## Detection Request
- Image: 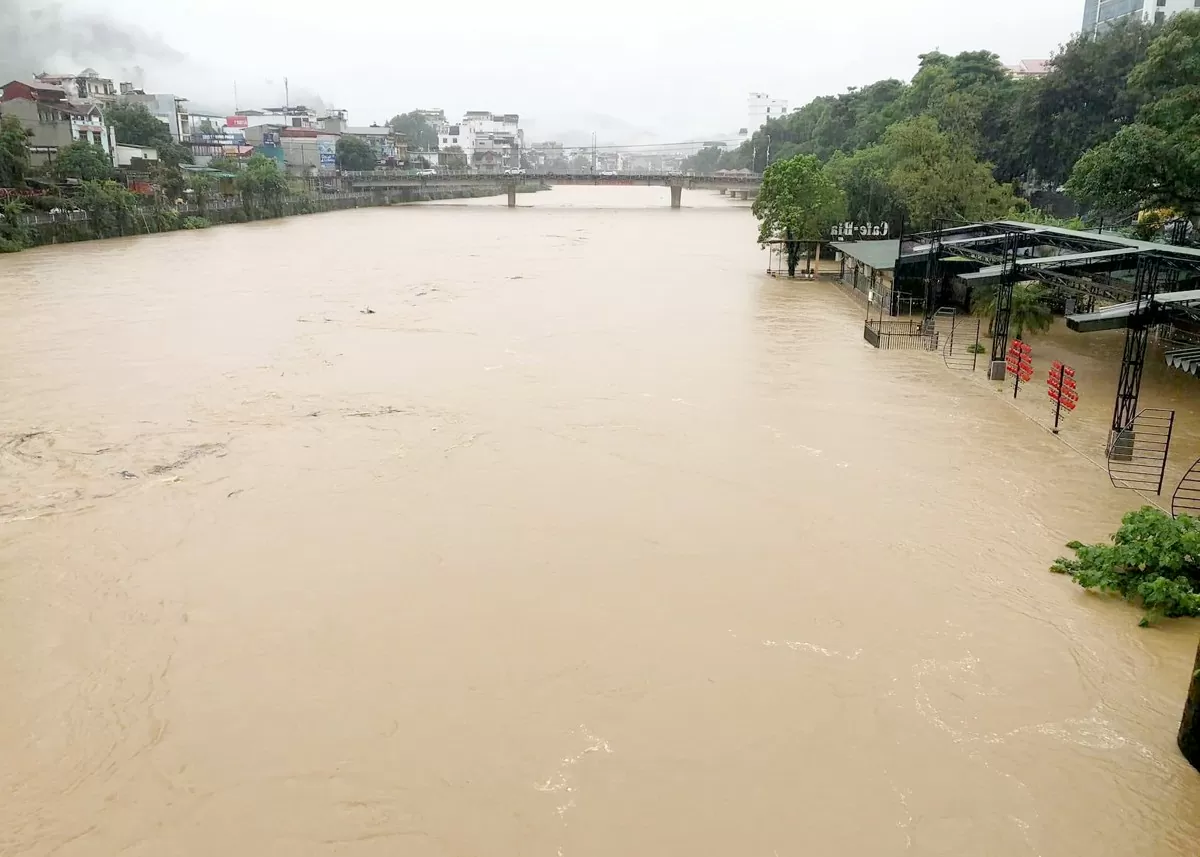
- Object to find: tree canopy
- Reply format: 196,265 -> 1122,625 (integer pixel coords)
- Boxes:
105,102 -> 193,168
0,115 -> 32,188
53,141 -> 115,182
706,17 -> 1186,230
235,154 -> 287,216
1067,12 -> 1200,224
752,154 -> 845,275
336,135 -> 376,171
387,111 -> 439,151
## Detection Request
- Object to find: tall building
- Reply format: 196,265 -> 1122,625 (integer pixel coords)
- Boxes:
437,111 -> 523,173
747,92 -> 787,136
1082,0 -> 1196,35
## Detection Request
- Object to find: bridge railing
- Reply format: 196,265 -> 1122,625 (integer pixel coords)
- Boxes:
343,170 -> 762,184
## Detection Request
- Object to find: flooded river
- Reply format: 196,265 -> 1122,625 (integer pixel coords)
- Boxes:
1,187 -> 1197,856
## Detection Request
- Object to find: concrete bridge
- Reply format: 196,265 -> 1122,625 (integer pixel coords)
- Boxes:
342,170 -> 762,208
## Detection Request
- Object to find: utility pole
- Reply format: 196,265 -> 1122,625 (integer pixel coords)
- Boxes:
284,77 -> 290,112
1181,638 -> 1200,771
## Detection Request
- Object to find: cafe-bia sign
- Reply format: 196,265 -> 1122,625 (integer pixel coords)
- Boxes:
828,222 -> 891,240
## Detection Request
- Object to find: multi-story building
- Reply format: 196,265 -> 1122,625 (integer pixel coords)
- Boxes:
118,84 -> 191,140
1082,0 -> 1196,34
438,111 -> 523,172
34,68 -> 117,105
0,78 -> 116,166
746,92 -> 787,135
235,106 -> 319,131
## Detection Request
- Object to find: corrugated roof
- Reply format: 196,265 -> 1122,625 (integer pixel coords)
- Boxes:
832,239 -> 900,272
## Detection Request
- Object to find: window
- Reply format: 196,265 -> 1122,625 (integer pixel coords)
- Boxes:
452,137 -> 457,143
1156,9 -> 1166,20
92,131 -> 102,144
1157,0 -> 1165,5
292,117 -> 301,127
78,130 -> 87,141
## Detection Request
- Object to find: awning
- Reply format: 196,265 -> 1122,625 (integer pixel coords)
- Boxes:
831,239 -> 900,272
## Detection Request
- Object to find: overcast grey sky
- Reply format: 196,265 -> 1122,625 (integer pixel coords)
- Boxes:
4,0 -> 1083,141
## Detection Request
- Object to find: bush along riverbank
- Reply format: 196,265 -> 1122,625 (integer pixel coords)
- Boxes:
1052,506 -> 1200,771
1,180 -> 543,253
1051,507 -> 1200,627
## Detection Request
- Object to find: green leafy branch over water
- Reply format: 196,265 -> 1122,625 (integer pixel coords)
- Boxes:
1052,507 -> 1200,627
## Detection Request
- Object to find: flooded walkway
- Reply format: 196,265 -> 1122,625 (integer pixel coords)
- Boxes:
0,187 -> 1197,855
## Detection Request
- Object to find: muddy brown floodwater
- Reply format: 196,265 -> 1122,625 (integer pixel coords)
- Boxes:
1,187 -> 1198,856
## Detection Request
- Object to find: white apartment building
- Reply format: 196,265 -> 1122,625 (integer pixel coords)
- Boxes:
438,111 -> 523,172
1082,0 -> 1198,34
747,92 -> 788,135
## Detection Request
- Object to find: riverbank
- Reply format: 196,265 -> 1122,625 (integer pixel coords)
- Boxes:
7,182 -> 543,251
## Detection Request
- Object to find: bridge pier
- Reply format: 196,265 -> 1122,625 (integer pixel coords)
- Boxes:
507,184 -> 517,208
670,185 -> 682,209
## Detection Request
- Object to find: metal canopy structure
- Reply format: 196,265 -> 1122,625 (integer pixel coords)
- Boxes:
897,219 -> 1200,457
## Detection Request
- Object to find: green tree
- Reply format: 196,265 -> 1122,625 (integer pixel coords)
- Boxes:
187,173 -> 214,215
105,102 -> 172,147
441,145 -> 467,170
1052,506 -> 1200,626
1020,19 -> 1159,187
75,179 -> 139,237
206,156 -> 243,174
0,198 -> 34,252
387,111 -> 439,150
235,153 -> 287,218
870,116 -> 1018,230
681,144 -> 727,174
0,114 -> 32,188
752,154 -> 845,276
1067,12 -> 1200,226
336,135 -> 376,171
104,101 -> 192,170
970,282 -> 1054,339
53,141 -> 114,181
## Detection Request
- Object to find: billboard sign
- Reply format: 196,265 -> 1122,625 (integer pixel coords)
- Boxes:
318,140 -> 336,169
225,115 -> 249,128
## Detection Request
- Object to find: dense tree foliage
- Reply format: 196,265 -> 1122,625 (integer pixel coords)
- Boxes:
825,116 -> 1017,230
1068,12 -> 1200,225
971,282 -> 1054,339
752,154 -> 844,275
387,111 -> 439,151
53,141 -> 115,182
701,17 -> 1189,229
336,135 -> 376,171
1053,506 -> 1200,626
105,102 -> 193,169
235,154 -> 288,217
0,115 -> 32,188
441,145 -> 467,170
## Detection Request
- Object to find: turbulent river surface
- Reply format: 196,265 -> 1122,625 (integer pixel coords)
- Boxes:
1,186 -> 1198,856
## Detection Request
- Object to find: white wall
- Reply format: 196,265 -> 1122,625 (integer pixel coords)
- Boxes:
747,92 -> 788,134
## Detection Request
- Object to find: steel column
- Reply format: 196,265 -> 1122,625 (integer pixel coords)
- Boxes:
1110,256 -> 1161,451
988,231 -> 1019,379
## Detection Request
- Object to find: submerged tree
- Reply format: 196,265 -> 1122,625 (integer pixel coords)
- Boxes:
1053,506 -> 1200,626
970,282 -> 1053,339
752,154 -> 844,277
